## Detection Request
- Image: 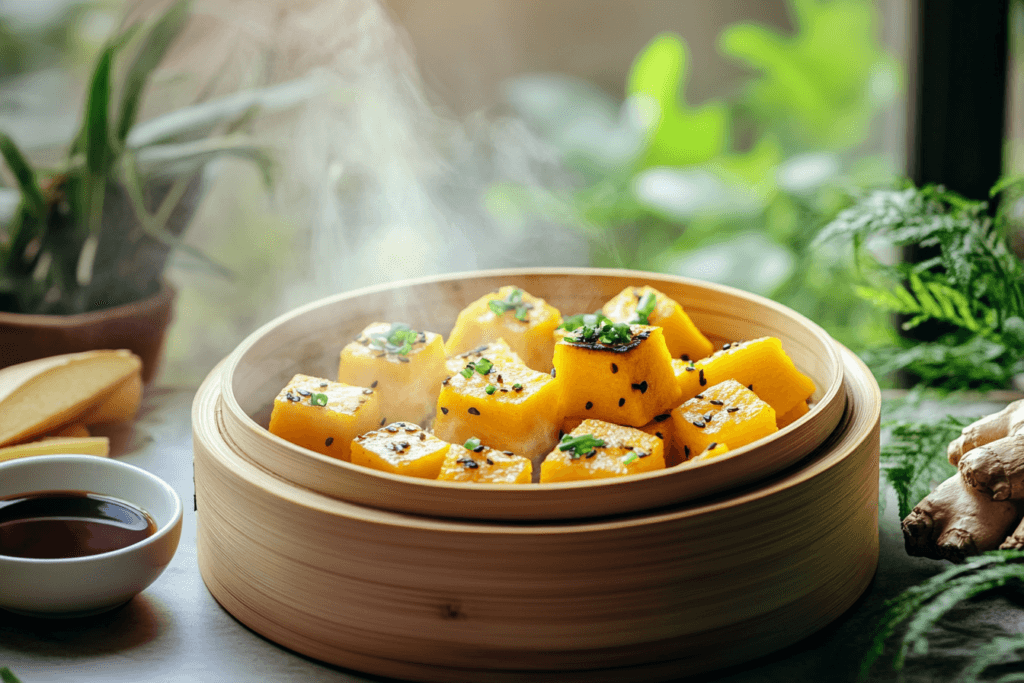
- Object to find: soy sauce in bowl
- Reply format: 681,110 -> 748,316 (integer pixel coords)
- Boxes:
0,490 -> 157,559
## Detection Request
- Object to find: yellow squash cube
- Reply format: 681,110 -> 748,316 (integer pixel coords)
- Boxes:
445,338 -> 523,376
675,337 -> 816,417
436,438 -> 533,484
688,442 -> 731,463
338,322 -> 448,425
602,285 -> 713,361
445,286 -> 562,371
268,374 -> 383,462
540,419 -> 665,483
433,352 -> 562,460
777,400 -> 810,429
637,412 -> 680,466
553,323 -> 681,428
350,422 -> 450,479
672,379 -> 777,458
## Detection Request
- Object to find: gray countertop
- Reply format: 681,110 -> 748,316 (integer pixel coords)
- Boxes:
1,387 -> 1019,682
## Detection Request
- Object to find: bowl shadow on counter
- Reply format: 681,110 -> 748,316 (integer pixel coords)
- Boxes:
0,594 -> 165,657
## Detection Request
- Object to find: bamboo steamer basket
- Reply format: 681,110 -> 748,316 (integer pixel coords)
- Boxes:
212,268 -> 847,521
193,269 -> 880,681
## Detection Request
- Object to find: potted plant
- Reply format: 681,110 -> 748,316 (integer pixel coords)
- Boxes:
0,1 -> 314,382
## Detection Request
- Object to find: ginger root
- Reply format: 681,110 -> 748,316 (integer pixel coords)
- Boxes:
903,398 -> 1024,562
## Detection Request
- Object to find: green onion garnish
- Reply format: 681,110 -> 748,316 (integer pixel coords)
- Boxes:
571,321 -> 633,346
367,323 -> 421,356
558,310 -> 612,332
622,453 -> 639,465
474,357 -> 493,375
460,367 -> 474,379
488,288 -> 532,322
512,382 -> 523,390
631,291 -> 657,325
310,393 -> 328,406
485,385 -> 496,394
464,437 -> 482,451
559,433 -> 606,459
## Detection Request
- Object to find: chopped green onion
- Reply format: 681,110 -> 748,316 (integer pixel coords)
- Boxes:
558,310 -> 612,332
463,437 -> 481,451
489,288 -> 532,322
622,453 -> 639,465
559,433 -> 606,458
474,357 -> 493,375
485,385 -> 496,394
460,367 -> 474,379
310,393 -> 328,406
368,323 -> 420,356
512,382 -> 523,390
631,291 -> 657,325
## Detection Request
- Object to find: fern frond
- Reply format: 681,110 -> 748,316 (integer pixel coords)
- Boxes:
861,551 -> 1024,679
880,414 -> 971,518
0,668 -> 22,683
957,635 -> 1024,683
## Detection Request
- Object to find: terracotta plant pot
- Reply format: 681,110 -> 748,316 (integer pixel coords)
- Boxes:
0,281 -> 175,384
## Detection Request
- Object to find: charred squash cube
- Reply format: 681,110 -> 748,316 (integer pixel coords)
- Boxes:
675,337 -> 815,417
602,285 -> 713,362
436,438 -> 533,484
350,422 -> 450,479
553,323 -> 681,428
445,286 -> 562,371
672,379 -> 776,458
539,419 -> 665,482
433,352 -> 562,460
338,322 -> 448,425
268,374 -> 383,462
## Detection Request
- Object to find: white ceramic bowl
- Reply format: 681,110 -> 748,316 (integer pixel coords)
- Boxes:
0,454 -> 182,617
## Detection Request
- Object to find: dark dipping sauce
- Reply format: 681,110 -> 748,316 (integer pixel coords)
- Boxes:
0,490 -> 157,559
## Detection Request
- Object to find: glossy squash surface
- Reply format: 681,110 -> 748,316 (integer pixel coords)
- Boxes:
350,422 -> 450,479
672,379 -> 777,458
602,285 -> 714,361
553,324 -> 681,428
268,374 -> 383,462
436,442 -> 533,484
539,419 -> 665,482
444,286 -> 562,371
337,322 -> 447,425
433,352 -> 562,459
676,337 -> 815,417
690,442 -> 731,462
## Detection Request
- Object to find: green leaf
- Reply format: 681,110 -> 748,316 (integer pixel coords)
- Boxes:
84,45 -> 115,177
116,0 -> 191,144
0,668 -> 21,683
134,135 -> 275,187
0,132 -> 45,217
626,33 -> 728,169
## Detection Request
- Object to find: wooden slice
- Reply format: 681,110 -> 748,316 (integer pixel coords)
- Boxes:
193,344 -> 879,681
215,268 -> 846,520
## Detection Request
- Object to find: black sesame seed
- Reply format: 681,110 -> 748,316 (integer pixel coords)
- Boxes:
585,451 -> 596,458
681,354 -> 690,361
325,437 -> 334,446
363,388 -> 374,395
618,398 -> 626,407
468,407 -> 480,415
727,407 -> 740,413
399,356 -> 411,363
386,426 -> 399,433
638,451 -> 650,458
419,433 -> 427,440
486,458 -> 494,465
405,425 -> 418,432
503,450 -> 514,455
585,401 -> 593,410
376,352 -> 386,358
551,368 -> 557,378
497,374 -> 503,384
710,399 -> 724,406
441,407 -> 449,415
748,384 -> 754,391
623,445 -> 634,450
473,445 -> 486,453
611,363 -> 619,373
465,460 -> 479,469
722,343 -> 731,350
699,370 -> 706,386
442,377 -> 450,386
684,445 -> 691,457
655,432 -> 663,439
654,413 -> 670,422
380,417 -> 386,426
692,420 -> 706,428
685,365 -> 695,372
708,442 -> 718,450
501,388 -> 509,392
695,393 -> 704,399
320,382 -> 328,388
704,412 -> 714,422
371,380 -> 378,388
297,389 -> 311,396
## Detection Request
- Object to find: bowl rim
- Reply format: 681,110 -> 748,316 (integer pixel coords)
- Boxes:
215,267 -> 847,517
0,453 -> 183,565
